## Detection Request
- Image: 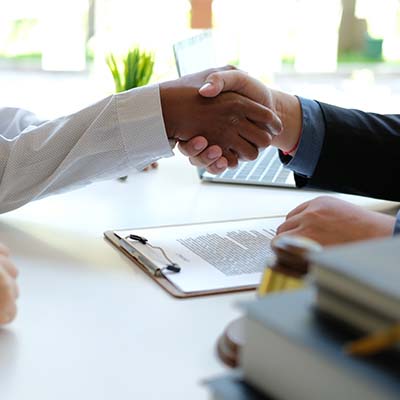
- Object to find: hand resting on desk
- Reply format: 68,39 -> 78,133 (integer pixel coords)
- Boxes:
276,196 -> 395,246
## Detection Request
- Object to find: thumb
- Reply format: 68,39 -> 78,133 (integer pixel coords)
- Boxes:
198,73 -> 225,97
199,70 -> 250,98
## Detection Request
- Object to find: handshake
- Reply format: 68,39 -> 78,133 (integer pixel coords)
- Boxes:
159,66 -> 302,173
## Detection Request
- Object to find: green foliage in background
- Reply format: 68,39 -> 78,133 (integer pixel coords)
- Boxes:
106,47 -> 155,93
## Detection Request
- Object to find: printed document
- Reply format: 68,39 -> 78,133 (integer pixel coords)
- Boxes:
117,216 -> 284,294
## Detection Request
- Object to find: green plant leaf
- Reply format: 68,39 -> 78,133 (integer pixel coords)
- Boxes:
106,46 -> 154,93
106,53 -> 124,93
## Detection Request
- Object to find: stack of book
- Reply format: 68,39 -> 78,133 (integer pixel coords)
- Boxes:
312,237 -> 400,336
206,237 -> 400,400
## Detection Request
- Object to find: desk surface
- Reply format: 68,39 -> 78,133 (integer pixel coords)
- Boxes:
0,154 -> 396,400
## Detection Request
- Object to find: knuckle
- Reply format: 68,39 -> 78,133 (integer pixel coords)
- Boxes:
208,166 -> 219,175
229,115 -> 241,126
246,148 -> 259,161
178,144 -> 189,156
226,154 -> 238,168
189,157 -> 198,166
314,195 -> 330,203
228,96 -> 244,108
258,134 -> 272,148
276,224 -> 285,234
304,210 -> 320,222
237,70 -> 248,80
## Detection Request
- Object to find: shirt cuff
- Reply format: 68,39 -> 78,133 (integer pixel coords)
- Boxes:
394,210 -> 400,235
280,97 -> 325,178
116,84 -> 174,171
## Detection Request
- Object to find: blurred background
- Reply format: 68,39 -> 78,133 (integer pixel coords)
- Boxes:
1,0 -> 400,119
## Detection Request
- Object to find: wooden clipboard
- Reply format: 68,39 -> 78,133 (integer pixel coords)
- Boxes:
104,216 -> 284,298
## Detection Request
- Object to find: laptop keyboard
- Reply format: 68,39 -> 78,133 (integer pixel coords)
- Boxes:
202,147 -> 295,187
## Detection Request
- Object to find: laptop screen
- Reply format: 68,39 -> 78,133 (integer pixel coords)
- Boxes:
173,30 -> 216,77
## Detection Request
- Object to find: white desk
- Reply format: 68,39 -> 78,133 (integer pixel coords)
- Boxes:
0,154 -> 397,400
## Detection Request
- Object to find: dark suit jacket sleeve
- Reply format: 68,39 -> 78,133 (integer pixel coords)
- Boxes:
294,101 -> 400,201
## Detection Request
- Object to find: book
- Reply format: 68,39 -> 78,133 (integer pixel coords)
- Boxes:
316,287 -> 396,333
241,289 -> 400,400
310,237 -> 400,329
105,216 -> 284,297
205,374 -> 270,400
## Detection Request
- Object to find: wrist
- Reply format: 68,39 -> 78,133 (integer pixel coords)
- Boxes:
159,81 -> 178,140
271,91 -> 302,154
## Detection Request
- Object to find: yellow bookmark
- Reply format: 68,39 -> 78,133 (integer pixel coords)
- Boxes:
345,324 -> 400,356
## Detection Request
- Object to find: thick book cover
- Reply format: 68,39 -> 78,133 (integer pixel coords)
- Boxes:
241,289 -> 400,400
310,237 -> 400,321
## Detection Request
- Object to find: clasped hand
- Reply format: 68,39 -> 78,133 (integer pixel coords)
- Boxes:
160,66 -> 282,169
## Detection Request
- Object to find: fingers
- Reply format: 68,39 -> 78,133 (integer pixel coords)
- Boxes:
142,162 -> 158,172
224,149 -> 240,168
276,215 -> 302,235
0,247 -> 19,325
0,243 -> 10,256
0,255 -> 18,279
206,157 -> 229,174
180,136 -> 254,169
223,130 -> 258,161
178,136 -> 208,157
186,145 -> 228,172
277,201 -> 311,235
0,267 -> 18,325
238,120 -> 273,149
242,98 -> 282,136
178,139 -> 231,173
199,69 -> 283,137
199,70 -> 250,98
285,201 -> 310,220
180,141 -> 224,166
274,227 -> 308,244
188,145 -> 222,165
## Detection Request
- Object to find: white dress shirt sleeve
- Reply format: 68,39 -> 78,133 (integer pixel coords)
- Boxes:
0,84 -> 173,213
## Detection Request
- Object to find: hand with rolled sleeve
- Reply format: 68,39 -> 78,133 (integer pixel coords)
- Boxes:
0,67 -> 281,214
0,243 -> 18,325
191,68 -> 400,245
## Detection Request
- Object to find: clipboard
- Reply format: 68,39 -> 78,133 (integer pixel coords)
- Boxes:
104,216 -> 284,298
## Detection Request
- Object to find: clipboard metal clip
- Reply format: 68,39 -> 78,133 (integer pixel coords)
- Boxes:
126,234 -> 181,273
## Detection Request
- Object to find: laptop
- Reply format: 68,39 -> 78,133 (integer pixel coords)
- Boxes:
173,31 -> 295,188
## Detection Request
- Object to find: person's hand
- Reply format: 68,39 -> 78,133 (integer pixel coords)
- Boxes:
276,196 -> 396,246
142,162 -> 158,172
0,244 -> 18,325
160,67 -> 282,168
177,136 -> 229,173
183,68 -> 302,173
